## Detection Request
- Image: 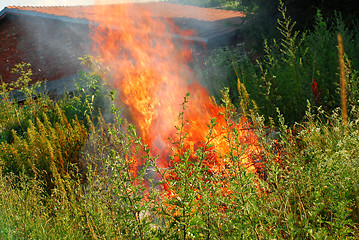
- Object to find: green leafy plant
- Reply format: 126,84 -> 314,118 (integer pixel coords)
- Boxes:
0,104 -> 88,192
62,55 -> 112,126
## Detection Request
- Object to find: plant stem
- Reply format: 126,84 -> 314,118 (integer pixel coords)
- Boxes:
338,33 -> 348,126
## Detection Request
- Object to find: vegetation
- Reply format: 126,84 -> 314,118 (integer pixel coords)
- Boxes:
168,0 -> 247,11
0,1 -> 359,239
198,3 -> 359,124
170,0 -> 359,52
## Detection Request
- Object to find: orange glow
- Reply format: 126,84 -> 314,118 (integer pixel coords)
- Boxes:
90,1 -> 261,179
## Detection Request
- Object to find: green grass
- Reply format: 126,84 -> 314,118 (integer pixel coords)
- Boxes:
0,82 -> 358,238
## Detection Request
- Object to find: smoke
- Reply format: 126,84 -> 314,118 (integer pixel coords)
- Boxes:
13,8 -> 91,96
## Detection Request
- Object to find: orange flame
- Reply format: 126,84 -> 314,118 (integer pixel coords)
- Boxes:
90,1 -> 261,177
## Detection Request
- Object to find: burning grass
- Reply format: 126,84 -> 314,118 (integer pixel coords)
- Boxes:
1,83 -> 358,238
89,2 -> 263,176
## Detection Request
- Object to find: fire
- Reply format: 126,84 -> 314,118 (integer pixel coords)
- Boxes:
90,1 -> 261,178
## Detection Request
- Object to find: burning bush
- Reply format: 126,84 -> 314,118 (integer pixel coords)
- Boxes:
1,1 -> 359,239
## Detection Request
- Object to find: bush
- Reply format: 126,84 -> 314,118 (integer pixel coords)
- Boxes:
0,104 -> 88,192
241,0 -> 359,53
1,87 -> 359,238
175,1 -> 359,125
194,43 -> 248,104
0,60 -> 106,192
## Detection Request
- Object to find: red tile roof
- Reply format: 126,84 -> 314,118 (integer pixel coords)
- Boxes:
0,3 -> 245,88
7,3 -> 245,22
2,3 -> 245,45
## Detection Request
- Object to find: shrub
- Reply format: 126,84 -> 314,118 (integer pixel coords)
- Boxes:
60,55 -> 113,127
194,43 -> 248,104
1,87 -> 358,238
0,104 -> 88,192
237,4 -> 359,124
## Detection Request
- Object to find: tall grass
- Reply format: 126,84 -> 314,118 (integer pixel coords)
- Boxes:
197,2 -> 359,125
1,79 -> 358,238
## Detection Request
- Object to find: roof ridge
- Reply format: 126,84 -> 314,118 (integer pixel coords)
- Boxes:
8,5 -> 92,8
8,3 -> 244,11
2,3 -> 245,23
7,5 -> 102,12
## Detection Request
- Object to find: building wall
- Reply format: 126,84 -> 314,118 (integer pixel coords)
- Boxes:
0,14 -> 91,85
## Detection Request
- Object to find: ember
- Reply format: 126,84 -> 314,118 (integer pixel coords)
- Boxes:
90,1 -> 261,179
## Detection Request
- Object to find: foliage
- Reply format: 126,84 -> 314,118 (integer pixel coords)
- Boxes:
61,55 -> 113,126
194,43 -> 248,104
168,0 -> 250,11
0,61 -> 101,192
200,2 -> 359,124
0,62 -> 46,142
0,104 -> 88,192
1,85 -> 359,238
240,0 -> 359,53
253,105 -> 359,238
251,0 -> 310,123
